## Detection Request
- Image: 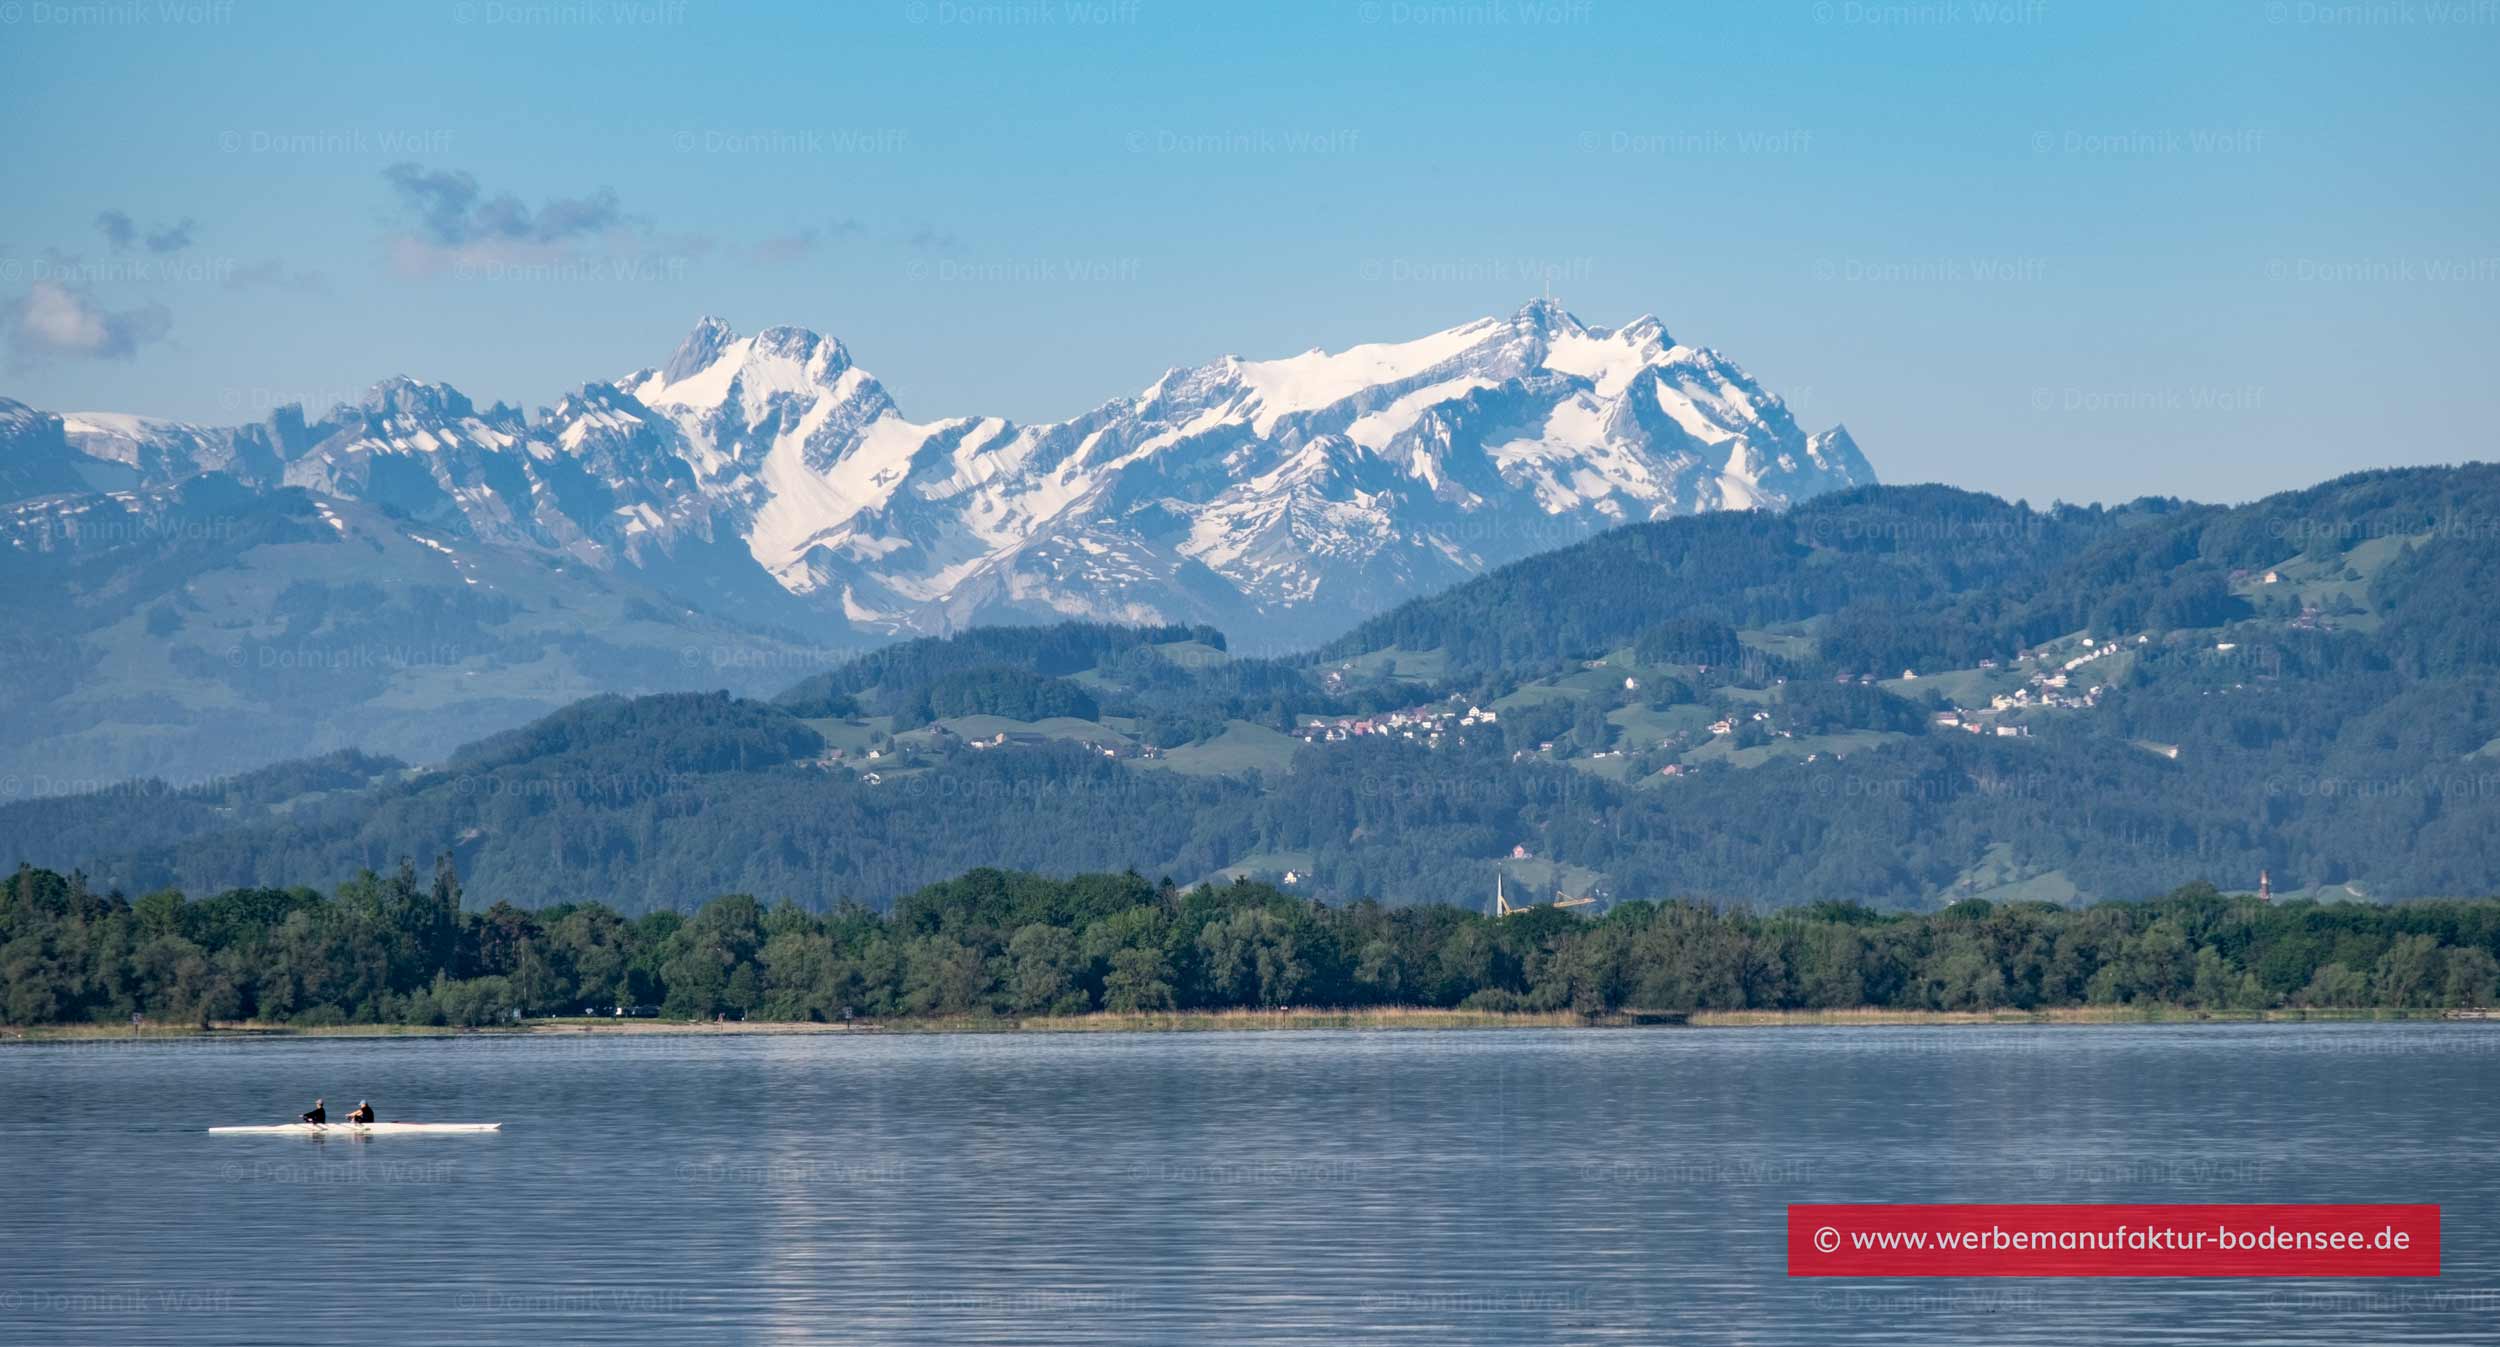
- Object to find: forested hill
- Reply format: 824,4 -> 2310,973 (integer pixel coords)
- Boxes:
1320,467 -> 2500,689
1315,484 -> 2165,685
8,467 -> 2500,912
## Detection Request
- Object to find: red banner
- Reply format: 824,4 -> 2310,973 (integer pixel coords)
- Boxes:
1788,1204 -> 2439,1278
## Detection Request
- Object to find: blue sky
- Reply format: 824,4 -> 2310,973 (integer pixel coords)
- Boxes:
3,0 -> 2494,504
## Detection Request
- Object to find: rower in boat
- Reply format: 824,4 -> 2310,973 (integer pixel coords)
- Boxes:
301,1098 -> 327,1125
345,1100 -> 375,1124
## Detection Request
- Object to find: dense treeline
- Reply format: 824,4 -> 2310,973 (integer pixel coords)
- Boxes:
775,620 -> 1413,740
8,864 -> 2498,1028
777,622 -> 1223,718
911,668 -> 1100,724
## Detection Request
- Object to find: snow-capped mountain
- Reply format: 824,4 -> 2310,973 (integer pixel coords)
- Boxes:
23,300 -> 1873,642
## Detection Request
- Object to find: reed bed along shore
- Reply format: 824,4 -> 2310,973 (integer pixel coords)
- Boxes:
6,1004 -> 2471,1043
905,1006 -> 1594,1034
1680,1006 -> 2447,1027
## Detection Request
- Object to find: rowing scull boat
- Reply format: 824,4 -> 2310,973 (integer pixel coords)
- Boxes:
207,1122 -> 502,1134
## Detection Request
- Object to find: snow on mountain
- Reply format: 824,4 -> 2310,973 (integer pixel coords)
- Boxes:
22,300 -> 1873,643
1,398 -> 97,500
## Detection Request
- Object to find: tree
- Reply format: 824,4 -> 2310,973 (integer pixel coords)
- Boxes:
1102,946 -> 1176,1013
2442,946 -> 2499,1008
2294,962 -> 2369,1008
2372,934 -> 2443,1007
902,936 -> 989,1016
1007,923 -> 1087,1015
1195,908 -> 1311,1007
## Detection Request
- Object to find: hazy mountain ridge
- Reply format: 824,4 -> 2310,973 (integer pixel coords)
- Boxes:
0,464 -> 843,786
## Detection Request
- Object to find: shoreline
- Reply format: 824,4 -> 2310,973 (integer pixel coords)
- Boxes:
5,1005 -> 2486,1043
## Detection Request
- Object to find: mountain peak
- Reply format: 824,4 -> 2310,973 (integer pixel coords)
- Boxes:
1511,297 -> 1585,334
751,324 -> 847,368
360,376 -> 473,421
1613,313 -> 1672,347
662,316 -> 739,385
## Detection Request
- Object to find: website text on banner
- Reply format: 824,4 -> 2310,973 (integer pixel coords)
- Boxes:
1787,1204 -> 2440,1278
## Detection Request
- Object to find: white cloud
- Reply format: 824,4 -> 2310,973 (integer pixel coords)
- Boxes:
5,280 -> 172,364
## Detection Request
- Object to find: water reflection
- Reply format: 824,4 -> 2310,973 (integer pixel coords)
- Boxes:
1,1023 -> 2492,1344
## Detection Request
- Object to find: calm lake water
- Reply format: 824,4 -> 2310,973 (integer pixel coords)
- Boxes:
2,1024 -> 2494,1345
